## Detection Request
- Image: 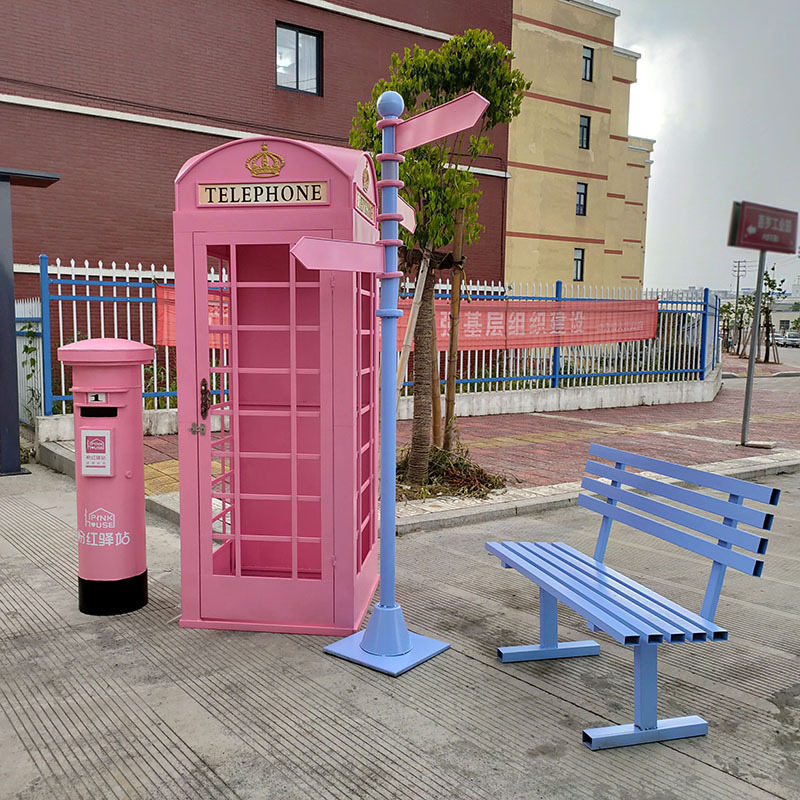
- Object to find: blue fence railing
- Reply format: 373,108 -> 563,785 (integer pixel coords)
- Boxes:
35,254 -> 721,414
38,254 -> 175,415
398,276 -> 720,396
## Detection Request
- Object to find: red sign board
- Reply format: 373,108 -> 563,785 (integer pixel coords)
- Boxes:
729,201 -> 798,254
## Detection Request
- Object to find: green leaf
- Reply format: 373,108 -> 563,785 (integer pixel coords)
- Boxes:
350,28 -> 530,261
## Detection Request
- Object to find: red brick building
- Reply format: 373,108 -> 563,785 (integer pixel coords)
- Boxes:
3,0 -> 513,298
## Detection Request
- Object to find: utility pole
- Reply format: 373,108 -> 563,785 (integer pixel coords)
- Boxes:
731,260 -> 753,352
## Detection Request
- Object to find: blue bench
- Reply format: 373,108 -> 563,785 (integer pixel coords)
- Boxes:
486,443 -> 780,750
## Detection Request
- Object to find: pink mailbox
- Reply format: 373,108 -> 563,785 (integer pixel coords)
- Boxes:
58,338 -> 154,614
173,136 -> 380,634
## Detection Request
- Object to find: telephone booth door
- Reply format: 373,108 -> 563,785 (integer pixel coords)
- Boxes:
191,230 -> 335,629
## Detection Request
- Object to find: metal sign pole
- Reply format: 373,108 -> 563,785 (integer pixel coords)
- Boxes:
0,178 -> 20,475
0,169 -> 59,476
321,90 -> 488,675
740,249 -> 767,446
323,91 -> 450,675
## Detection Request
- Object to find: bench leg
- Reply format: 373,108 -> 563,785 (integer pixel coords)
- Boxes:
582,644 -> 708,750
498,588 -> 600,663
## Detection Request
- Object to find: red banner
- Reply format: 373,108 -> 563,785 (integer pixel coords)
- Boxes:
155,286 -> 658,350
155,285 -> 175,347
155,285 -> 230,348
398,298 -> 658,350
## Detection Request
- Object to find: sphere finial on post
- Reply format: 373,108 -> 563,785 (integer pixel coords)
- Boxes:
376,91 -> 405,119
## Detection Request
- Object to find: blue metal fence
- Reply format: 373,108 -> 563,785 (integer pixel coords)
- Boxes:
36,254 -> 720,414
38,254 -> 175,415
399,276 -> 720,395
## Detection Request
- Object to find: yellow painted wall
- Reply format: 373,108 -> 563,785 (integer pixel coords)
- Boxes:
506,0 -> 653,290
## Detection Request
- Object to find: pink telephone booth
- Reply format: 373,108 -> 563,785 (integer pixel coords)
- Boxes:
173,136 -> 380,634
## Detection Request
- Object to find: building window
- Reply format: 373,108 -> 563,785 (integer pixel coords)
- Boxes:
579,115 -> 591,149
576,183 -> 588,216
582,47 -> 594,81
276,23 -> 322,95
574,248 -> 585,282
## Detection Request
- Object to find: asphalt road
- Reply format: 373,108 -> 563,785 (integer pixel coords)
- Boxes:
776,344 -> 800,369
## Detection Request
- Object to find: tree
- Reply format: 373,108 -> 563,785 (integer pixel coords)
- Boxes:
760,267 -> 787,363
350,30 -> 529,485
738,269 -> 787,361
719,302 -> 736,352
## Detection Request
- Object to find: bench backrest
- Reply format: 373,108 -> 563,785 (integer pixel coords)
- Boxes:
580,443 -> 780,622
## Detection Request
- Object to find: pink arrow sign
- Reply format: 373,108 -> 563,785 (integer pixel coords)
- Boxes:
291,237 -> 384,274
394,91 -> 490,154
397,196 -> 417,233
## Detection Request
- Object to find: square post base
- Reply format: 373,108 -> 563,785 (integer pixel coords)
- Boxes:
497,640 -> 600,663
582,715 -> 708,750
324,630 -> 449,677
0,467 -> 30,477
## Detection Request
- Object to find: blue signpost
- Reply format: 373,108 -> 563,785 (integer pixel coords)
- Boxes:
322,90 -> 489,675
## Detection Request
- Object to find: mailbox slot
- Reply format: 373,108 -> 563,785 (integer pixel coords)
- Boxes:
80,407 -> 118,417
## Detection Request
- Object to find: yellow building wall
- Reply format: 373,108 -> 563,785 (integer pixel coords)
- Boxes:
506,0 -> 653,291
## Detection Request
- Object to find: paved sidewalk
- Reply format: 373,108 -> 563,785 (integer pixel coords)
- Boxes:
1,464 -> 799,798
40,376 -> 800,529
721,351 -> 800,377
405,375 -> 800,487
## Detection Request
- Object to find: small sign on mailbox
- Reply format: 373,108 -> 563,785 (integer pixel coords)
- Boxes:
81,429 -> 112,476
728,201 -> 798,254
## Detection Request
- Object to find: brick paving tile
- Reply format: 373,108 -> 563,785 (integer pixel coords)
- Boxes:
139,378 -> 800,491
722,352 -> 792,376
398,378 -> 800,487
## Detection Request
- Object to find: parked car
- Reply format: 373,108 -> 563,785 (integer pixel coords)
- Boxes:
775,331 -> 788,346
787,332 -> 800,348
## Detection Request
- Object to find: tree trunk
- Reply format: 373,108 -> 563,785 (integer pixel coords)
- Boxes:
431,320 -> 442,448
406,266 -> 436,485
443,207 -> 465,451
396,248 -> 433,403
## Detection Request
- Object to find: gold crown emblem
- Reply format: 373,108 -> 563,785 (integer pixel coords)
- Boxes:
362,167 -> 370,193
245,143 -> 285,178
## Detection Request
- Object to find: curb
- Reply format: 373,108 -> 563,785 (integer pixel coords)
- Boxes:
721,369 -> 800,379
39,441 -> 800,534
395,450 -> 800,534
38,441 -> 183,524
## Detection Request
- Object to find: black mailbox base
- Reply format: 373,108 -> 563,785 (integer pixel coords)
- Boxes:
78,570 -> 148,615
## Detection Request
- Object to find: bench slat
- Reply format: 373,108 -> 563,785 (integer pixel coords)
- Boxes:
488,541 -> 664,645
548,543 -> 728,640
589,444 -> 780,506
518,543 -> 689,642
488,541 -> 644,646
581,477 -> 768,555
577,494 -> 764,576
585,460 -> 774,531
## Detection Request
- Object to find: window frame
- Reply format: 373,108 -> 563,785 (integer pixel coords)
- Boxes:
573,248 -> 585,282
579,115 -> 591,149
576,182 -> 588,216
582,47 -> 594,82
275,22 -> 323,96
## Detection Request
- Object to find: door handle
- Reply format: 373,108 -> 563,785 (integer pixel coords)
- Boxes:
200,378 -> 210,419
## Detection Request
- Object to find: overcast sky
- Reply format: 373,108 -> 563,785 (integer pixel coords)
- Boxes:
612,0 -> 800,292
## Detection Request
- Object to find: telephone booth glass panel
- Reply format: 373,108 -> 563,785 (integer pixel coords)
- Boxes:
195,236 -> 334,626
